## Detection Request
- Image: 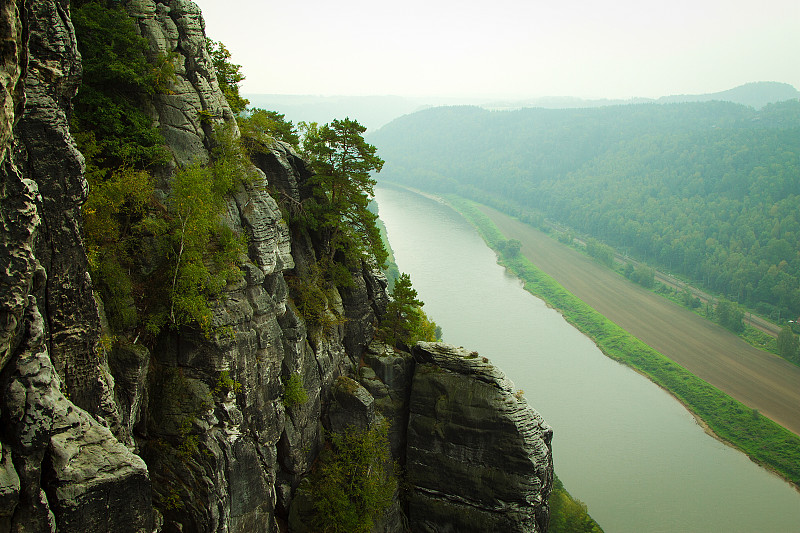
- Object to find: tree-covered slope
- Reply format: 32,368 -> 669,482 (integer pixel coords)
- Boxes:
370,100 -> 800,320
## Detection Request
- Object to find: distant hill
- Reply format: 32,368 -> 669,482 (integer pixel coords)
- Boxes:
369,99 -> 800,322
245,82 -> 798,131
243,94 -> 503,131
657,82 -> 800,108
480,82 -> 799,110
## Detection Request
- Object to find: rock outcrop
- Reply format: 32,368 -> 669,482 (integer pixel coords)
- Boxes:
1,1 -> 155,531
0,1 -> 554,532
406,343 -> 553,532
359,342 -> 554,533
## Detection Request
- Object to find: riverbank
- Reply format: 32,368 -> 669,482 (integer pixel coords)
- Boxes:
445,194 -> 800,490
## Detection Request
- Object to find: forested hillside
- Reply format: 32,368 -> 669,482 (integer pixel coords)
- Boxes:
370,100 -> 800,321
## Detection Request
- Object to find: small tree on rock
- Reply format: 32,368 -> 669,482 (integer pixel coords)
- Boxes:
380,273 -> 438,346
301,118 -> 387,268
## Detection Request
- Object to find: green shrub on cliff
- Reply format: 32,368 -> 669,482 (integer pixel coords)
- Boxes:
379,273 -> 440,347
206,39 -> 249,115
71,0 -> 171,176
282,374 -> 308,408
238,109 -> 300,149
548,476 -> 604,533
310,421 -> 397,533
147,164 -> 245,337
72,1 -> 252,340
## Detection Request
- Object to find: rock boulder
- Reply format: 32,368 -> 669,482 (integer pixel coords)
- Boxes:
405,342 -> 553,532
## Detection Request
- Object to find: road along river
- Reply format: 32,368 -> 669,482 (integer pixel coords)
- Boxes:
375,184 -> 800,533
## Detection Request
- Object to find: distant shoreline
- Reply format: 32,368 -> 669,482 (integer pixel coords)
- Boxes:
383,184 -> 800,491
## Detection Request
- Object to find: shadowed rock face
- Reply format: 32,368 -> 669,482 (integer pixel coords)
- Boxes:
1,1 -> 155,531
0,1 -> 555,531
359,342 -> 554,533
406,343 -> 553,533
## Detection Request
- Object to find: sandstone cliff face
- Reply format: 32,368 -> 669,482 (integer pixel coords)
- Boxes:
120,2 -> 388,531
405,343 -> 553,532
360,342 -> 554,533
0,1 -> 554,532
1,1 -> 154,531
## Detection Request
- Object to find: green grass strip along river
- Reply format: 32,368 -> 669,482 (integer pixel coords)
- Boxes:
447,195 -> 800,489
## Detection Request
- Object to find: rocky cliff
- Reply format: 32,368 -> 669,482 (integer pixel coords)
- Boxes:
0,1 -> 553,532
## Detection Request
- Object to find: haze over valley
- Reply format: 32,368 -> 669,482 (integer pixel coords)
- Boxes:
2,0 -> 798,531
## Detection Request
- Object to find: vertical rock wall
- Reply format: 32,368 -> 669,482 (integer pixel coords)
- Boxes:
0,1 -> 555,532
360,342 -> 554,533
405,343 -> 553,532
122,2 -> 388,531
0,1 -> 155,531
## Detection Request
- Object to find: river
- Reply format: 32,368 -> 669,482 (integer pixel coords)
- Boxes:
374,184 -> 800,533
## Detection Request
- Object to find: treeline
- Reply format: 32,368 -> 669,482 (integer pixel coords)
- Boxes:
370,100 -> 800,321
449,195 -> 800,489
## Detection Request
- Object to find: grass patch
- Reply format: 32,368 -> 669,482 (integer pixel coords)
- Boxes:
447,195 -> 800,488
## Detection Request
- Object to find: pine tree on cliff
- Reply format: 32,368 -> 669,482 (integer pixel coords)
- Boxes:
301,118 -> 388,268
380,273 -> 438,346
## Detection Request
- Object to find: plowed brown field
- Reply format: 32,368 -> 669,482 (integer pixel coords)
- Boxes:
481,205 -> 800,437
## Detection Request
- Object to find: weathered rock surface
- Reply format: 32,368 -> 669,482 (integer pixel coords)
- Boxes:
0,1 -> 556,532
15,0 -> 124,438
405,342 -> 553,533
1,302 -> 154,533
0,1 -> 157,530
362,342 -> 416,461
0,0 -> 29,373
328,375 -> 378,433
125,0 -> 235,167
121,2 -> 379,531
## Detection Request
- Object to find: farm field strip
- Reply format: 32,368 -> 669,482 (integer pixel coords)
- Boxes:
477,205 -> 800,437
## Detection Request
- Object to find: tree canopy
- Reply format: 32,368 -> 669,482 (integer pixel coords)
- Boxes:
371,100 -> 800,322
379,273 -> 439,346
206,39 -> 249,115
71,0 -> 171,175
302,118 -> 387,268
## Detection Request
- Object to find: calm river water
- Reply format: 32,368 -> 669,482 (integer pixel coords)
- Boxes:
375,184 -> 800,533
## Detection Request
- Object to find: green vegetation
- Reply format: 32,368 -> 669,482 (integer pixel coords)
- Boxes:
286,262 -> 348,331
238,108 -> 300,149
714,298 -> 745,334
206,39 -> 249,114
551,227 -> 792,362
72,1 -> 252,341
73,1 -> 388,345
777,326 -> 800,363
273,119 -> 389,332
450,195 -> 800,488
282,374 -> 309,408
627,264 -> 655,289
371,101 -> 800,325
301,118 -> 388,268
213,370 -> 242,397
584,238 -> 614,268
548,476 -> 604,533
71,0 -> 172,176
159,163 -> 245,336
309,421 -> 397,533
379,273 -> 440,346
496,238 -> 522,258
80,130 -> 247,339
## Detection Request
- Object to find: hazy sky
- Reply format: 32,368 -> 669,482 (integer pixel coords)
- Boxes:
193,0 -> 799,99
